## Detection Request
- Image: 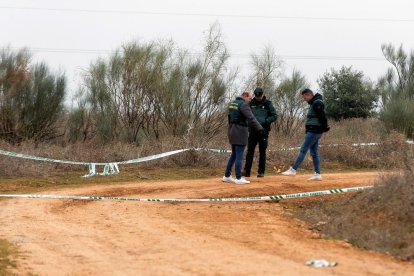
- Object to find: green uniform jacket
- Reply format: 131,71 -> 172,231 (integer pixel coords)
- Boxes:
228,97 -> 263,145
249,96 -> 277,131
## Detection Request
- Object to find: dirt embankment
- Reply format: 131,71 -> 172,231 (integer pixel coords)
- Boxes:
1,172 -> 414,275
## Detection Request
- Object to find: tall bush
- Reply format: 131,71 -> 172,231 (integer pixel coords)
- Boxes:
318,66 -> 377,121
379,43 -> 414,138
247,45 -> 283,92
0,48 -> 66,143
69,23 -> 235,144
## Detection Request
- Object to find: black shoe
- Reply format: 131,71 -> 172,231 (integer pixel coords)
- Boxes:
242,171 -> 250,177
257,173 -> 264,177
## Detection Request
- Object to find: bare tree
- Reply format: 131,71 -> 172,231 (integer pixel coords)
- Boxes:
274,70 -> 309,136
69,24 -> 237,144
182,22 -> 235,139
79,42 -> 171,144
160,22 -> 236,140
379,43 -> 414,106
66,88 -> 93,143
247,45 -> 283,92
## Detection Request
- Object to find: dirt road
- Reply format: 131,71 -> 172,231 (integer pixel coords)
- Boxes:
1,172 -> 414,275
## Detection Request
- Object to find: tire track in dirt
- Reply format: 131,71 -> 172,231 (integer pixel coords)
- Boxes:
1,172 -> 414,275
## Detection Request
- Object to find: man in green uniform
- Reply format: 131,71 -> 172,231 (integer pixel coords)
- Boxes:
223,91 -> 267,184
243,87 -> 277,178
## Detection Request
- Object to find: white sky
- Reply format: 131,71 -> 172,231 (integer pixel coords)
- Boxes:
2,0 -> 414,101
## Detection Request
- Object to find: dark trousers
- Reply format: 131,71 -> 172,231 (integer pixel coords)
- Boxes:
244,131 -> 268,176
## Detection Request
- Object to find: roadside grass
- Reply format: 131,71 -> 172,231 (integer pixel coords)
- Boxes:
295,170 -> 414,261
1,118 -> 411,179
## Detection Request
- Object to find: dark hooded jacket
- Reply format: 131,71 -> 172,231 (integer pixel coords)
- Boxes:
305,93 -> 329,134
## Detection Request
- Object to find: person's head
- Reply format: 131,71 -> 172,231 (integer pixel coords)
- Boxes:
241,91 -> 253,103
254,87 -> 264,100
301,88 -> 314,102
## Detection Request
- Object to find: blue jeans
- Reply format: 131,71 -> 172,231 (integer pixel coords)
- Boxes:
292,132 -> 322,174
225,144 -> 246,179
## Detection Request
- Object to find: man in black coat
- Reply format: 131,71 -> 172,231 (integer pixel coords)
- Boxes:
243,87 -> 277,178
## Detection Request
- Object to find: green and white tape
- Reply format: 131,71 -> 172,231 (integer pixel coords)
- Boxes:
0,149 -> 90,165
0,185 -> 372,202
1,140 -> 412,177
0,148 -> 191,177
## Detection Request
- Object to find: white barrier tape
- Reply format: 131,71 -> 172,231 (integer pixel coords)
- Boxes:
0,148 -> 191,177
117,149 -> 190,165
0,148 -> 191,166
83,163 -> 120,177
1,139 -> 412,176
0,149 -> 89,165
2,141 -> 412,165
0,185 -> 372,202
203,143 -> 377,153
211,140 -> 413,153
202,148 -> 232,153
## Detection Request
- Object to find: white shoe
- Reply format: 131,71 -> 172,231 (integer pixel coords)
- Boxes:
234,177 -> 250,184
282,167 -> 296,176
308,173 -> 322,181
222,175 -> 234,183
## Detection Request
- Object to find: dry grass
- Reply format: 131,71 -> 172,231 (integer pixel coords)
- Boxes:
320,131 -> 412,169
272,118 -> 413,172
297,168 -> 414,261
0,118 -> 412,177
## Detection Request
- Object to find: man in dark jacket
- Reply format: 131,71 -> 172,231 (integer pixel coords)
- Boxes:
243,87 -> 277,178
282,88 -> 329,180
223,91 -> 267,184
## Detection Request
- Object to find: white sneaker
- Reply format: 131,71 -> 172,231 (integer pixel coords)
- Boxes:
282,167 -> 296,176
222,175 -> 234,183
234,177 -> 250,184
308,173 -> 322,181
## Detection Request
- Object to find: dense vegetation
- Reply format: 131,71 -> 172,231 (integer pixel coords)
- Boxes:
2,25 -> 413,148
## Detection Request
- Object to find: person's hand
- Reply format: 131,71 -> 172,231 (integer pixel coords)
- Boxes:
259,128 -> 269,138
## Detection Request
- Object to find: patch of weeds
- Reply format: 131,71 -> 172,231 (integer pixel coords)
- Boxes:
296,171 -> 414,261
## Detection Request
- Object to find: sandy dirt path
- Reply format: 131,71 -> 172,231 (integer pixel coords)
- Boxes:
1,172 -> 414,275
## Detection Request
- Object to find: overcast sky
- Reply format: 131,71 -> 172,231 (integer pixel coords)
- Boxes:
2,0 -> 414,101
